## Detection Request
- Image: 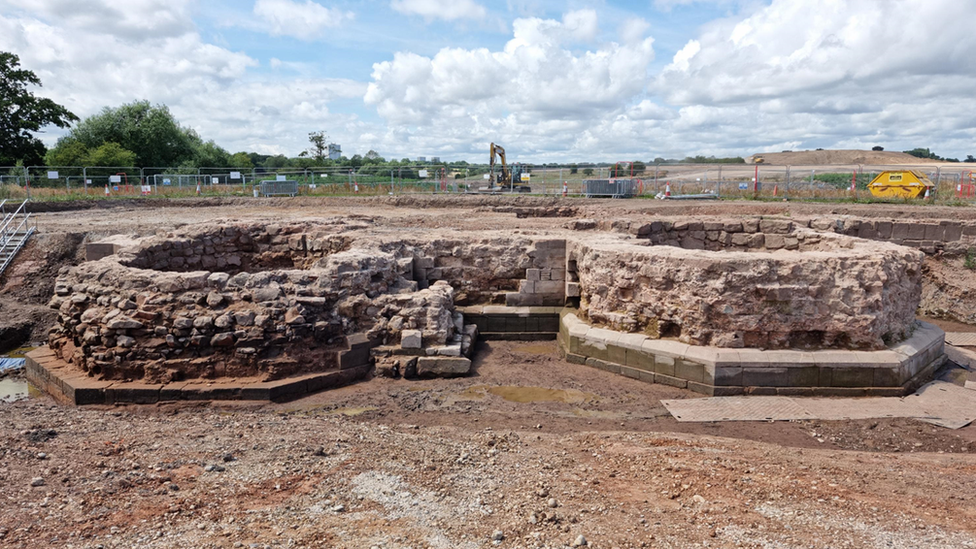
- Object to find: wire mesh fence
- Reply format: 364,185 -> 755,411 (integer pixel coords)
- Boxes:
2,163 -> 976,203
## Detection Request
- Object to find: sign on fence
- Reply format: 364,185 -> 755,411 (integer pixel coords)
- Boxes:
276,175 -> 286,181
47,171 -> 58,179
520,173 -> 531,182
738,183 -> 748,190
109,175 -> 122,184
419,170 -> 428,178
230,171 -> 241,180
483,174 -> 490,179
163,178 -> 171,185
141,185 -> 151,195
211,177 -> 219,185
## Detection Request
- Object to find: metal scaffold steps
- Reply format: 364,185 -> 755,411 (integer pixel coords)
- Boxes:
0,200 -> 36,277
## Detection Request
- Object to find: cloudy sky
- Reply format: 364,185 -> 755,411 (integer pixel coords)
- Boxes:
1,0 -> 973,163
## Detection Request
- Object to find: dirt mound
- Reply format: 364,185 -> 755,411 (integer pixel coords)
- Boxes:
0,232 -> 86,351
748,149 -> 944,166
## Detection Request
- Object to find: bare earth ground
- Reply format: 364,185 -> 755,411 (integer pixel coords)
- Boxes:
746,149 -> 952,166
5,197 -> 976,548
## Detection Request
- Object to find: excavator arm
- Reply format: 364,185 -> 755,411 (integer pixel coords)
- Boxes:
490,142 -> 510,188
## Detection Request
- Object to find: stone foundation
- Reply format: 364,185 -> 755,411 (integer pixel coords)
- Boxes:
37,216 -> 934,403
558,310 -> 946,396
571,223 -> 923,350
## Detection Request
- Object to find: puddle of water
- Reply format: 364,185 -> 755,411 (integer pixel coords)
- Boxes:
454,385 -> 599,405
0,378 -> 40,403
487,386 -> 599,404
324,406 -> 377,417
513,343 -> 555,355
3,346 -> 36,359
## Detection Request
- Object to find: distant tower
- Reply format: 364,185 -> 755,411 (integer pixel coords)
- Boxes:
328,143 -> 341,161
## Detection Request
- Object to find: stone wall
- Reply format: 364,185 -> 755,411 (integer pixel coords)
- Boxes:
50,217 -> 929,388
807,217 -> 970,256
378,236 -> 567,306
570,228 -> 924,350
50,224 -> 568,385
119,223 -> 352,273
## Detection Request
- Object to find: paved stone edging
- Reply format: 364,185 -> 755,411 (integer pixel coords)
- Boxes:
25,346 -> 370,405
557,309 -> 946,396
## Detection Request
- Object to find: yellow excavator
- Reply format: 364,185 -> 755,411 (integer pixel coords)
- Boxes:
487,142 -> 531,192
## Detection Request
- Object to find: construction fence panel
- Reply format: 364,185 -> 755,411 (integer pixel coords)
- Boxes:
7,162 -> 976,203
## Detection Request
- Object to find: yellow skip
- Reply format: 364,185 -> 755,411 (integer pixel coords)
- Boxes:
867,170 -> 934,199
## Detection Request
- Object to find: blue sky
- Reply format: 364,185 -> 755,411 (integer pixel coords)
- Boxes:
1,0 -> 973,164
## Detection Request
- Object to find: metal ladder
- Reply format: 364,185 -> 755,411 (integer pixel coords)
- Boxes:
0,200 -> 36,277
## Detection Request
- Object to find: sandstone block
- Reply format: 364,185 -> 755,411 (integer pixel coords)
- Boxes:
208,272 -> 230,289
416,357 -> 471,378
401,329 -> 422,349
760,219 -> 792,234
106,316 -> 143,330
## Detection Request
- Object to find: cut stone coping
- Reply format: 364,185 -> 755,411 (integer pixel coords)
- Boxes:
559,309 -> 946,396
25,346 -> 369,405
458,305 -> 561,341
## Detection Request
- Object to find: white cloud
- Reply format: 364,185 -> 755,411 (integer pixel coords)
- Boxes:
390,0 -> 486,21
253,0 -> 353,40
4,0 -> 976,164
361,10 -> 658,161
0,2 -> 372,159
0,0 -> 196,40
620,17 -> 650,45
657,0 -> 976,105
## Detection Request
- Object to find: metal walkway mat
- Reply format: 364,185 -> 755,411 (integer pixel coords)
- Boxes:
945,332 -> 976,347
662,381 -> 976,429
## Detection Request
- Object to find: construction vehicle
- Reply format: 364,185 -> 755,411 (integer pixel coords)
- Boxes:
867,170 -> 935,199
483,142 -> 531,193
753,156 -> 765,164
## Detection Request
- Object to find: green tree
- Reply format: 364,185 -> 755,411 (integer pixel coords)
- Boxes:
569,164 -> 578,174
903,147 -> 943,161
966,155 -> 976,163
631,161 -> 646,175
192,140 -> 231,167
0,52 -> 78,165
47,100 -> 197,166
582,167 -> 594,176
262,155 -> 289,169
83,142 -> 137,166
229,152 -> 253,169
44,139 -> 88,166
301,131 -> 328,163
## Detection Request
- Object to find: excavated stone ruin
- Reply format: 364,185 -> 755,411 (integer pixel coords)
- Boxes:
44,216 -> 927,394
47,221 -> 566,384
572,218 -> 925,350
